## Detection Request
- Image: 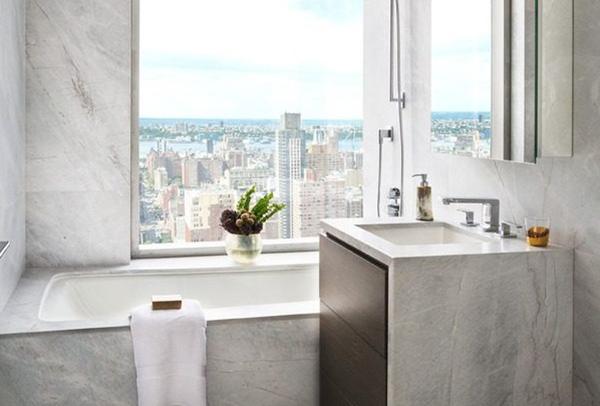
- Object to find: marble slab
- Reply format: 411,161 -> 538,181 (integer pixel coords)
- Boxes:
388,250 -> 573,406
0,316 -> 318,406
25,0 -> 131,267
0,0 -> 26,310
321,217 -> 568,266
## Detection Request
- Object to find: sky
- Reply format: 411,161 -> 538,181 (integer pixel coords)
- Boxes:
431,0 -> 492,112
140,0 -> 363,120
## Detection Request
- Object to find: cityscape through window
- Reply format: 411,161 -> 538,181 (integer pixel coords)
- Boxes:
138,0 -> 363,245
431,0 -> 492,158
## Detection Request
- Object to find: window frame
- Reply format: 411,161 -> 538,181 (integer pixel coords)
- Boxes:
130,0 -> 322,259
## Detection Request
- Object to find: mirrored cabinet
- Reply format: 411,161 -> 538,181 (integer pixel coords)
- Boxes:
430,0 -> 573,163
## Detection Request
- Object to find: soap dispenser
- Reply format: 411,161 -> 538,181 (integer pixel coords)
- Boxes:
412,174 -> 433,221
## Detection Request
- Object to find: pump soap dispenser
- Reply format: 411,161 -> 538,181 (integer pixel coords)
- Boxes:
412,174 -> 433,221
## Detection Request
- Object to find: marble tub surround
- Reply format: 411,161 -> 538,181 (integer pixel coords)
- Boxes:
0,252 -> 318,335
0,0 -> 26,311
322,218 -> 573,405
0,316 -> 319,406
25,0 -> 131,267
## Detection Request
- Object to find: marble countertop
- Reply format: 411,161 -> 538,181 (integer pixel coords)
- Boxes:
0,252 -> 319,336
321,217 -> 566,266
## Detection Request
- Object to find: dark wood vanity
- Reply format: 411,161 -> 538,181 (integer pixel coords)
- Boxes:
319,233 -> 389,406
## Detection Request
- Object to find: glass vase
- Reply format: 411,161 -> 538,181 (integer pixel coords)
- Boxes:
225,233 -> 263,264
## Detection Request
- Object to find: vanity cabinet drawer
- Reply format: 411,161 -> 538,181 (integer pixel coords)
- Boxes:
320,372 -> 354,406
320,303 -> 387,406
319,234 -> 388,356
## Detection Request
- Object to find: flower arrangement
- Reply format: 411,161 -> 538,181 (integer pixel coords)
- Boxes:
220,185 -> 285,236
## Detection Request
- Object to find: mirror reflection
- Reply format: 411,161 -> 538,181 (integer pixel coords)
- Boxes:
430,0 -> 573,163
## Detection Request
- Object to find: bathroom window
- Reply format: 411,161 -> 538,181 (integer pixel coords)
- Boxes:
134,0 -> 363,254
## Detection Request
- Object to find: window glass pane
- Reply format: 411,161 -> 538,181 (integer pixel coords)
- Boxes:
139,0 -> 363,244
431,0 -> 492,158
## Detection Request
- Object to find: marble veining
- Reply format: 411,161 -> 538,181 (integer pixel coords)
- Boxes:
361,0 -> 597,403
25,0 -> 131,267
0,317 -> 318,406
388,250 -> 573,406
0,0 -> 26,310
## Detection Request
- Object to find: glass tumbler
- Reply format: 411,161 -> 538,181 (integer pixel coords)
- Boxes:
525,217 -> 550,247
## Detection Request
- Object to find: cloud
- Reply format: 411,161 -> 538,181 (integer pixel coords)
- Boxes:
139,0 -> 362,119
431,0 -> 492,111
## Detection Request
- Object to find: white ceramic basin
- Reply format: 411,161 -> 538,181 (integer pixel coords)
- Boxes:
357,223 -> 490,246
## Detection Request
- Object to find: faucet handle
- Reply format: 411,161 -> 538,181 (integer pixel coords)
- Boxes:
499,221 -> 523,238
458,209 -> 478,227
388,188 -> 401,199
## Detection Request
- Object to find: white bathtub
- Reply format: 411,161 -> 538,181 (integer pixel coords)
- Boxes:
38,256 -> 319,324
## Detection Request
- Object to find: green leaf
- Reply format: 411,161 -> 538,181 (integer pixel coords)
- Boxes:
251,192 -> 273,219
259,203 -> 286,223
236,185 -> 256,212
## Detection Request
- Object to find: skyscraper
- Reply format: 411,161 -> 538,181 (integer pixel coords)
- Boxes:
275,113 -> 306,238
292,177 -> 346,238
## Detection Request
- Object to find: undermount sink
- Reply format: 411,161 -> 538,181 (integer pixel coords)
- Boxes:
357,222 -> 490,246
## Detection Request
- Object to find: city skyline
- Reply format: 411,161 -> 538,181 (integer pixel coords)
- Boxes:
138,113 -> 364,244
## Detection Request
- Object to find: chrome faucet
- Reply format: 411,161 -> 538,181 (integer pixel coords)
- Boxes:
387,188 -> 402,217
442,197 -> 500,233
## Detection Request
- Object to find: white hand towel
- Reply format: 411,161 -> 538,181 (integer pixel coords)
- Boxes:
130,299 -> 207,406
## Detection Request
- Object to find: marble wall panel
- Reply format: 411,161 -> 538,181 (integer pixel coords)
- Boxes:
25,0 -> 131,267
0,0 -> 26,310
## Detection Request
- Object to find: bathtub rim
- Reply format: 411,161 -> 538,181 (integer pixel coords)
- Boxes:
0,252 -> 319,336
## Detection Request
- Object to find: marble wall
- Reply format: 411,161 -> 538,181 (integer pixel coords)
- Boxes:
0,0 -> 26,310
0,316 -> 319,406
26,0 -> 131,267
399,0 -> 599,404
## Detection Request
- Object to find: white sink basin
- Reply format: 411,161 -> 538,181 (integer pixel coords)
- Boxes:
357,223 -> 490,246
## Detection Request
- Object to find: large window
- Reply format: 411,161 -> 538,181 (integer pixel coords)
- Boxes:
137,0 -> 363,247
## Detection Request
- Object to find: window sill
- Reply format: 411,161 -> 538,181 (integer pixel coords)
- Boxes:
133,237 -> 318,259
127,250 -> 318,272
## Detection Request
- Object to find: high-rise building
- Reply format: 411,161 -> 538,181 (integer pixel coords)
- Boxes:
198,157 -> 224,182
181,156 -> 200,187
224,166 -> 273,192
345,168 -> 363,188
275,113 -> 306,238
345,187 -> 364,218
291,177 -> 346,238
306,143 -> 344,180
183,187 -> 235,242
326,128 -> 340,154
153,167 -> 168,190
225,150 -> 247,169
312,126 -> 326,144
182,155 -> 224,187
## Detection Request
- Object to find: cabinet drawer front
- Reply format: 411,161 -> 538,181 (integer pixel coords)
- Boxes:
319,234 -> 388,356
320,303 -> 387,406
321,372 -> 355,406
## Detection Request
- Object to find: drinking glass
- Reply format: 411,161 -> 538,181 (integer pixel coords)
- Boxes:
525,217 -> 550,247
